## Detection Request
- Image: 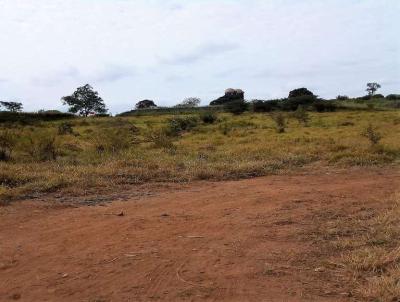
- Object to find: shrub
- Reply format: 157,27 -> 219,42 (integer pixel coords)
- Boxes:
92,129 -> 132,154
148,129 -> 175,150
288,88 -> 314,98
281,95 -> 316,111
367,103 -> 375,110
200,112 -> 217,124
224,100 -> 248,115
58,122 -> 74,135
386,94 -> 400,100
371,94 -> 384,99
271,113 -> 286,133
0,130 -> 16,161
292,106 -> 310,125
357,95 -> 371,101
252,100 -> 279,112
361,124 -> 382,146
336,95 -> 349,100
167,116 -> 199,135
27,133 -> 58,161
312,101 -> 336,112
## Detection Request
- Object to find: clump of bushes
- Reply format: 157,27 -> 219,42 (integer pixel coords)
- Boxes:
167,116 -> 198,135
200,112 -> 217,124
336,95 -> 349,100
312,101 -> 336,112
252,100 -> 279,112
281,95 -> 316,111
371,94 -> 384,99
224,100 -> 248,115
386,94 -> 400,100
361,124 -> 382,146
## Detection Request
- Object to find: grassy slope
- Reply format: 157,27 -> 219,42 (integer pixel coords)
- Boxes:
0,110 -> 399,200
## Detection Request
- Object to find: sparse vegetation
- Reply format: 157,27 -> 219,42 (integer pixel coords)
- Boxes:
0,106 -> 399,201
200,112 -> 218,124
271,112 -> 286,133
291,105 -> 310,125
362,124 -> 382,146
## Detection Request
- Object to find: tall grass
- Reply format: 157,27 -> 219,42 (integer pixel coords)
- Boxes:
0,110 -> 399,200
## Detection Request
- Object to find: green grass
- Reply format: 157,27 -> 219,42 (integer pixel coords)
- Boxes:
0,110 -> 399,200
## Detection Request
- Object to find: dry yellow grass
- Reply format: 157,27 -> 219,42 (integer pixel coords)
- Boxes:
0,110 -> 399,200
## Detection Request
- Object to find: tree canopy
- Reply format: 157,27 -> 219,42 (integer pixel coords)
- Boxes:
288,88 -> 314,98
176,97 -> 201,108
0,101 -> 23,112
135,100 -> 157,109
366,83 -> 381,96
61,84 -> 107,116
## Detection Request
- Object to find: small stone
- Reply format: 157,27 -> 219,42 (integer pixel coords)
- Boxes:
314,267 -> 325,272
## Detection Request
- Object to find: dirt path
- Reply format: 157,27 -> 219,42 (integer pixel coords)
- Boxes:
0,167 -> 399,302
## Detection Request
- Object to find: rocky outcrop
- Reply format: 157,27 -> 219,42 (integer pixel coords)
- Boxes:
210,88 -> 244,105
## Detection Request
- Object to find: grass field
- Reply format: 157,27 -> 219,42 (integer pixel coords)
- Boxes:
0,109 -> 399,201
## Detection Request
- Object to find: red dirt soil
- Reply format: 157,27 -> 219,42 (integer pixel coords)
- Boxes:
0,167 -> 399,302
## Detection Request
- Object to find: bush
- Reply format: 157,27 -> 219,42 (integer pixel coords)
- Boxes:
336,95 -> 349,100
288,88 -> 314,98
149,129 -> 176,150
312,101 -> 336,112
224,100 -> 249,115
281,95 -> 316,111
27,133 -> 58,161
292,106 -> 310,125
200,112 -> 217,124
367,103 -> 375,110
58,122 -> 74,135
167,116 -> 199,135
372,94 -> 384,99
357,95 -> 371,101
386,94 -> 400,100
92,129 -> 132,154
252,100 -> 279,112
271,113 -> 286,133
0,130 -> 16,161
361,124 -> 382,146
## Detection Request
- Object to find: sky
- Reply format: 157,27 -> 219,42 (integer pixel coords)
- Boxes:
0,0 -> 399,114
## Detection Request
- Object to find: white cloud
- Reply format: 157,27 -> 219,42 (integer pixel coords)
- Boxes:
0,0 -> 398,113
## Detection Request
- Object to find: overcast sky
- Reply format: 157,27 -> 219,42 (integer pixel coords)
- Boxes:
0,0 -> 399,114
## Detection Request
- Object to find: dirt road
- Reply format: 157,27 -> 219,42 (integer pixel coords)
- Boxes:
1,167 -> 399,301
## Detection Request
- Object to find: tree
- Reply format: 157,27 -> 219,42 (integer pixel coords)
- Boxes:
366,83 -> 381,96
0,101 -> 23,112
288,88 -> 314,98
135,100 -> 157,109
176,97 -> 201,108
61,84 -> 107,116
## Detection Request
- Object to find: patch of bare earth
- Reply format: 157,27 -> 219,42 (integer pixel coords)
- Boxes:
0,167 -> 398,301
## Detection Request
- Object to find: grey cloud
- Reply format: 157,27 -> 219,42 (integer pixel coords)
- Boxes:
31,67 -> 80,86
160,42 -> 239,65
93,65 -> 135,83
